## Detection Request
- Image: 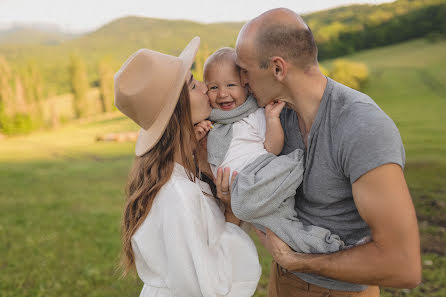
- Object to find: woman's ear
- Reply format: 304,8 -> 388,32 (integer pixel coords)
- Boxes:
271,56 -> 287,81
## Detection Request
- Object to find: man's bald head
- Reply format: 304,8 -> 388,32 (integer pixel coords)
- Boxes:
237,8 -> 318,69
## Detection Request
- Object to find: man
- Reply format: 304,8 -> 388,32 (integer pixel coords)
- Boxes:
233,8 -> 421,297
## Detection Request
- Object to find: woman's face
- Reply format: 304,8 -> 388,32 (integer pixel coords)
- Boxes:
187,71 -> 212,124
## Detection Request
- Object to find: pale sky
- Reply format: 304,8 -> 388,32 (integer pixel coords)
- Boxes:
0,0 -> 395,33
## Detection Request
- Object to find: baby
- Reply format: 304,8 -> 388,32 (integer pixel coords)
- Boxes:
202,47 -> 285,177
197,47 -> 346,254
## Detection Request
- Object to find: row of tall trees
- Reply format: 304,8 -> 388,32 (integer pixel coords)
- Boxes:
0,55 -> 115,135
0,57 -> 44,134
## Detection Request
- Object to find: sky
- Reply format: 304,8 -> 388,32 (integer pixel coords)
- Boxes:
0,0 -> 395,33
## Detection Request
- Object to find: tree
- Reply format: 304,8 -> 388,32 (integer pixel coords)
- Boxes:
98,58 -> 115,113
69,54 -> 89,118
0,56 -> 14,133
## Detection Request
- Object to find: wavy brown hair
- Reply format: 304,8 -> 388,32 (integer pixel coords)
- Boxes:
120,82 -> 199,275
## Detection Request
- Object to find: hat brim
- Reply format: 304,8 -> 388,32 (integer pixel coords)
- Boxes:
135,37 -> 200,156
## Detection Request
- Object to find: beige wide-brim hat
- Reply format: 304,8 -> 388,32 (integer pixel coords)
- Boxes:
114,37 -> 200,156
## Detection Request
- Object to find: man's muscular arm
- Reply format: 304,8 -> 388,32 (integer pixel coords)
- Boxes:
256,163 -> 421,288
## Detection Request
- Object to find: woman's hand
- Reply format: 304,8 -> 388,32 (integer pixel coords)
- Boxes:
215,167 -> 237,206
216,167 -> 240,225
194,120 -> 213,141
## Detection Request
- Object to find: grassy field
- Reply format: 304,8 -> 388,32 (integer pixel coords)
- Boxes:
1,38 -> 445,296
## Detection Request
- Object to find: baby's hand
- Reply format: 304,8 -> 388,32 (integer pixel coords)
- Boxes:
265,100 -> 286,120
194,120 -> 213,141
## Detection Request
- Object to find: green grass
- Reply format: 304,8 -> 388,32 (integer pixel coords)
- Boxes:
1,38 -> 446,296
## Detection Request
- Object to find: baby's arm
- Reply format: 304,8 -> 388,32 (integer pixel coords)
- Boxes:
264,101 -> 286,155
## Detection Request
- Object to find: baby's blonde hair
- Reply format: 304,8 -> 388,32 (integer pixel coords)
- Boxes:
203,47 -> 239,82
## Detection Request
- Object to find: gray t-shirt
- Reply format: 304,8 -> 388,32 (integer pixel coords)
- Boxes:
280,77 -> 405,291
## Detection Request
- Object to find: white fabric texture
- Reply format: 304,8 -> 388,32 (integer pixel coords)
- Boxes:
210,108 -> 267,178
131,163 -> 261,297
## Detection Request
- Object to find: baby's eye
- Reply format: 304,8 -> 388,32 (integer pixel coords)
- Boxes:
209,86 -> 217,90
191,84 -> 196,90
228,83 -> 236,87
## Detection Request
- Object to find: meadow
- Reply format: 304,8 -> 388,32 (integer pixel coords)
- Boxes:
1,38 -> 445,296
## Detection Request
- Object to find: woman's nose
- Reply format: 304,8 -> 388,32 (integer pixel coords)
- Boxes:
198,81 -> 207,94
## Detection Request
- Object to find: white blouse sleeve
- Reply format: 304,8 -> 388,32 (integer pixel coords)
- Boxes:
254,108 -> 267,142
161,179 -> 261,297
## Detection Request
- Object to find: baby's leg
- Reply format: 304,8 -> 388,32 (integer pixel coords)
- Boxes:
232,149 -> 345,253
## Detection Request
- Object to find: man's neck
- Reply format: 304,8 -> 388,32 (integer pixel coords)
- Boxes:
286,70 -> 327,136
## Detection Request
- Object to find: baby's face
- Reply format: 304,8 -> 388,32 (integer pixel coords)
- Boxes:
205,62 -> 248,111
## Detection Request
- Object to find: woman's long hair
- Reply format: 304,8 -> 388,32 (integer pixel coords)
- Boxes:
120,83 -> 199,275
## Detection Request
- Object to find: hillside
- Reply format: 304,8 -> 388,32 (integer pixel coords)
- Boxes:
0,0 -> 444,94
0,25 -> 74,45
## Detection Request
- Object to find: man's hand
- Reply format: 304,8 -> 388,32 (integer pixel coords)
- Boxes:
255,228 -> 305,271
194,120 -> 213,141
254,164 -> 421,288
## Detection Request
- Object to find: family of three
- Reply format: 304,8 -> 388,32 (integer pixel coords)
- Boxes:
114,8 -> 421,297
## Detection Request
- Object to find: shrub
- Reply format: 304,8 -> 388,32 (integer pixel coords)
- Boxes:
329,59 -> 369,90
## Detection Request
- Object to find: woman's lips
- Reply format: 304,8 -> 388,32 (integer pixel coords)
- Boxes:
219,101 -> 235,110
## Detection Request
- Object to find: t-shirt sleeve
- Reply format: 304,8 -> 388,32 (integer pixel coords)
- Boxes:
334,102 -> 405,184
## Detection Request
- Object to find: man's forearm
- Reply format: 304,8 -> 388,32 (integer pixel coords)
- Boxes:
285,240 -> 421,288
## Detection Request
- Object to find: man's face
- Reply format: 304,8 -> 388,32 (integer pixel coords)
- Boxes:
235,42 -> 275,107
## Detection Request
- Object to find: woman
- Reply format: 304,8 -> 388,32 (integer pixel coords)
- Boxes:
115,37 -> 261,297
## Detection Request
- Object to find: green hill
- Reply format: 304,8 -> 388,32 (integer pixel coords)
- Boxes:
0,26 -> 74,45
322,38 -> 446,164
0,0 -> 444,94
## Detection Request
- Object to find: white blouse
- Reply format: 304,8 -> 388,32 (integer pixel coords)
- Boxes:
131,163 -> 261,297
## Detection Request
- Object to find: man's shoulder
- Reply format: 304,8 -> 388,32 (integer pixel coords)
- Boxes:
327,77 -> 378,115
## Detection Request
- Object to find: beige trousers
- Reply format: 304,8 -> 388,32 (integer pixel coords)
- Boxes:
268,261 -> 380,297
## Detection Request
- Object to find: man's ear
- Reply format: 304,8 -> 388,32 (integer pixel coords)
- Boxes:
271,57 -> 287,81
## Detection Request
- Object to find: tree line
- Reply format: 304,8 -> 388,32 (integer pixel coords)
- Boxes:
0,55 -> 114,135
317,3 -> 446,59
